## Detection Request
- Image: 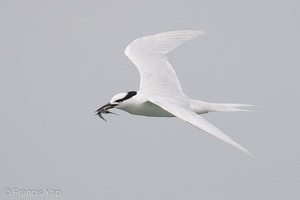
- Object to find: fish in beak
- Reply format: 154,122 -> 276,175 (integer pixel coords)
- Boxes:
95,103 -> 118,121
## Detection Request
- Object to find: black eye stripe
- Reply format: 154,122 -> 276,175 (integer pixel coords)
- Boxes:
115,91 -> 137,103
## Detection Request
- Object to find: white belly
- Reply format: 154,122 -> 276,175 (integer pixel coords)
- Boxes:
119,101 -> 175,117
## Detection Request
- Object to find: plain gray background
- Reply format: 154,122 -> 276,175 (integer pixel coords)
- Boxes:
1,0 -> 299,199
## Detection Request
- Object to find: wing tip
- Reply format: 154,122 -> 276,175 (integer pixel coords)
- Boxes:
241,148 -> 256,158
154,29 -> 206,38
124,29 -> 206,56
232,142 -> 255,158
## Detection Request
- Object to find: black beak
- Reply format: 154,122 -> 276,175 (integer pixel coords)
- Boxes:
95,103 -> 117,121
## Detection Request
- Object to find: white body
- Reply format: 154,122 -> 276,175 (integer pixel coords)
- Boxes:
118,93 -> 245,117
102,30 -> 254,157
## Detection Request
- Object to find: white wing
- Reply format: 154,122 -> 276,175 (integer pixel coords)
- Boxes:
125,30 -> 204,95
148,96 -> 254,157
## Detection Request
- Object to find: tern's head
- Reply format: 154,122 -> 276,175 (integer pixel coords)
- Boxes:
109,91 -> 137,106
96,91 -> 137,121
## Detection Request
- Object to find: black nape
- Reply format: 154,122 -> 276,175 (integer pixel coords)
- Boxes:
115,91 -> 137,102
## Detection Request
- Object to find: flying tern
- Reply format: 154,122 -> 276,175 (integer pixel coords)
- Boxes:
96,30 -> 254,157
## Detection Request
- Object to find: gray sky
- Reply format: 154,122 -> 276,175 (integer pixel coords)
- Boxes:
1,0 -> 299,199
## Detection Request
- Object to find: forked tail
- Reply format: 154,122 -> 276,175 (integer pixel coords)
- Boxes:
210,103 -> 253,112
190,99 -> 254,114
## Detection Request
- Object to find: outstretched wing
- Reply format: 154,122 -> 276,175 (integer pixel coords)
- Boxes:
125,30 -> 204,96
148,96 -> 254,157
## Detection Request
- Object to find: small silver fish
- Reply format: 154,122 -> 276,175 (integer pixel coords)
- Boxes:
95,103 -> 118,121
